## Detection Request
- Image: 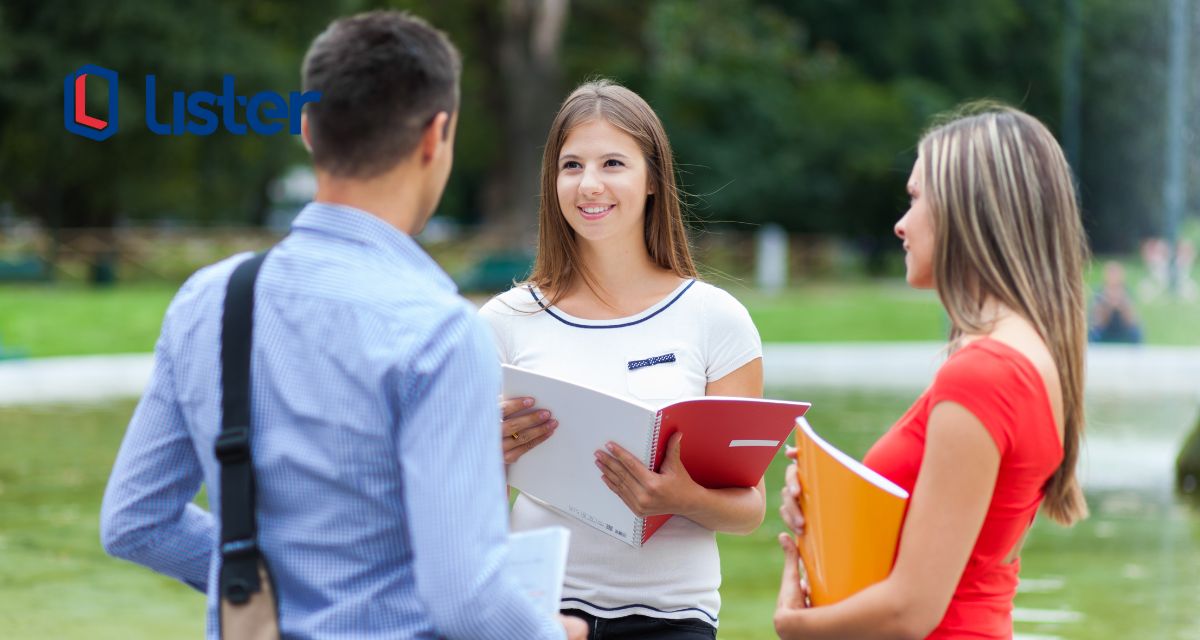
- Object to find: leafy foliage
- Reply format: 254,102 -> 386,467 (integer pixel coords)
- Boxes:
0,0 -> 1192,256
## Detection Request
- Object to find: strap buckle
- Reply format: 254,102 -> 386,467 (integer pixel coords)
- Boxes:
221,537 -> 259,559
215,427 -> 250,463
220,538 -> 262,604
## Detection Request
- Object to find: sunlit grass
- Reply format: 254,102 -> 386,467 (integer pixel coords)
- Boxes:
4,271 -> 1198,360
0,285 -> 173,357
0,401 -> 204,639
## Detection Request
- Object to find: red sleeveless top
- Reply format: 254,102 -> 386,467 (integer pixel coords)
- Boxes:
863,339 -> 1064,639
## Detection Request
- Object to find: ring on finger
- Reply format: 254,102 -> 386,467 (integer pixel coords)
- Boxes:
511,431 -> 521,441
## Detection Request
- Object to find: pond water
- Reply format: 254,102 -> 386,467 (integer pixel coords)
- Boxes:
772,389 -> 1200,640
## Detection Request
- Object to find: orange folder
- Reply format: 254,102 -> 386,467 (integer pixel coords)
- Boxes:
792,416 -> 909,606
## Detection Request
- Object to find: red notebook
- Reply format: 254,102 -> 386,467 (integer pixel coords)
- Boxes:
503,364 -> 809,546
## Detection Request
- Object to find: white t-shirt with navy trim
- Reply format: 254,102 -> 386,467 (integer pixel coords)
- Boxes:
478,278 -> 763,627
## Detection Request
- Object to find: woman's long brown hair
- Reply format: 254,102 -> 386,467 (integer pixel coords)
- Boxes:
527,79 -> 696,306
921,102 -> 1090,525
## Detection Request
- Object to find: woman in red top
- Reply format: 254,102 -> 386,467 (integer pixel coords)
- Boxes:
775,103 -> 1089,639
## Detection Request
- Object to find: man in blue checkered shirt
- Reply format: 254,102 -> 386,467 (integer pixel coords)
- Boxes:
100,11 -> 586,640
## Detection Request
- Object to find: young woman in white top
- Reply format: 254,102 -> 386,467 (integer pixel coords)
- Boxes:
479,79 -> 764,638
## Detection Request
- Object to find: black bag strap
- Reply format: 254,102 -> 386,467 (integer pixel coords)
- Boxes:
217,251 -> 270,605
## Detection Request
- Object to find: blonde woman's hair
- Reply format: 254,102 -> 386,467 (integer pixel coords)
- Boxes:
919,102 -> 1090,526
528,79 -> 697,305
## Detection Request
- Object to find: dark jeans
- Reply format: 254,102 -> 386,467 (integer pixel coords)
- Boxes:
560,609 -> 717,640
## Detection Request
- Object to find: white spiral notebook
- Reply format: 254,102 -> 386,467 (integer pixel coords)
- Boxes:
503,364 -> 809,546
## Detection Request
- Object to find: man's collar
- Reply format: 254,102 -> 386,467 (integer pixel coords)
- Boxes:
289,201 -> 455,292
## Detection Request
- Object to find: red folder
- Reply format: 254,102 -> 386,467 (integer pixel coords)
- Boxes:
636,397 -> 814,542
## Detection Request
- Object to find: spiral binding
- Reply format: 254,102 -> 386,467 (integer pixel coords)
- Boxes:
633,411 -> 666,546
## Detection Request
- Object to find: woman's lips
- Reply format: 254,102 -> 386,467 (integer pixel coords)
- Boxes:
578,204 -> 615,220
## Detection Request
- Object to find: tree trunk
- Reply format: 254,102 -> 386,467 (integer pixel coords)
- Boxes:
480,0 -> 569,250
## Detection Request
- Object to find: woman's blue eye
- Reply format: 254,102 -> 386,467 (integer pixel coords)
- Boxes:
604,159 -> 625,168
562,160 -> 581,170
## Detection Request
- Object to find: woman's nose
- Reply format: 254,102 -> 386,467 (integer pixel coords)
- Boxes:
894,216 -> 906,239
579,167 -> 603,195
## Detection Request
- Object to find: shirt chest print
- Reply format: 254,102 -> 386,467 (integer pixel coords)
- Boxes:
627,352 -> 677,370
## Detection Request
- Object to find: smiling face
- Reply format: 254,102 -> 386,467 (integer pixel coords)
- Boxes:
556,118 -> 652,251
895,157 -> 936,289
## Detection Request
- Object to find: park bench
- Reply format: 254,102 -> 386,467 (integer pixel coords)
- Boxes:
455,251 -> 534,293
0,255 -> 49,282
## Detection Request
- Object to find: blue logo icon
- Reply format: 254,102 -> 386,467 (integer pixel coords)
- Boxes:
64,65 -> 119,141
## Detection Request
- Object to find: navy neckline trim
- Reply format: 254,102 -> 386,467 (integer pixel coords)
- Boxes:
560,597 -> 718,623
529,279 -> 697,329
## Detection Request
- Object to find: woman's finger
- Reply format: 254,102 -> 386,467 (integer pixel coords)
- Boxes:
500,397 -> 534,419
776,532 -> 804,610
598,447 -> 649,496
599,473 -> 631,504
779,501 -> 805,535
503,410 -> 553,440
594,449 -> 626,481
778,470 -> 805,534
600,472 -> 649,518
504,417 -> 557,444
601,442 -> 653,482
784,463 -> 800,497
503,422 -> 558,463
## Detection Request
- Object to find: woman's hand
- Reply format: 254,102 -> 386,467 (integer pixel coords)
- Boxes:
779,446 -> 806,535
559,614 -> 588,640
500,397 -> 558,464
774,531 -> 811,635
594,433 -> 701,518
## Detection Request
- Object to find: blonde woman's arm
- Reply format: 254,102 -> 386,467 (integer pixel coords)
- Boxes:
774,401 -> 1000,640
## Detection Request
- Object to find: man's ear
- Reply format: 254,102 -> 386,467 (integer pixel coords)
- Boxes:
420,111 -> 451,164
300,113 -> 313,153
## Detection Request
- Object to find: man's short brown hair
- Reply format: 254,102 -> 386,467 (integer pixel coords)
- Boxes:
302,11 -> 461,179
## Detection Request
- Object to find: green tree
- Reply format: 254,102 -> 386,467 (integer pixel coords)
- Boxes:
1077,0 -> 1174,252
640,0 -> 943,271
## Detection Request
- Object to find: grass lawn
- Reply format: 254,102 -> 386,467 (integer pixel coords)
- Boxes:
3,393 -> 1199,638
4,396 -> 882,639
734,282 -> 947,342
0,401 -> 204,639
0,284 -> 174,357
5,275 -> 1198,358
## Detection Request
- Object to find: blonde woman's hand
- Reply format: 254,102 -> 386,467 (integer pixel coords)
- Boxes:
500,397 -> 558,464
779,446 -> 806,535
775,532 -> 811,634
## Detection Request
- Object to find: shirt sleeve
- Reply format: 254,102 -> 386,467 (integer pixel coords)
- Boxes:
476,294 -> 513,364
927,347 -> 1017,457
702,285 -> 763,381
99,328 -> 215,592
398,304 -> 563,640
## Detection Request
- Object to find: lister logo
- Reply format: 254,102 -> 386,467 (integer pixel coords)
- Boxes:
64,65 -> 321,140
144,75 -> 321,136
64,65 -> 119,141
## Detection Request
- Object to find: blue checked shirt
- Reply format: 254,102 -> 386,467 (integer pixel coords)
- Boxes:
100,202 -> 563,640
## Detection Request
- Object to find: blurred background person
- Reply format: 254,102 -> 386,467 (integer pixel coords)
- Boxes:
1090,260 -> 1143,343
